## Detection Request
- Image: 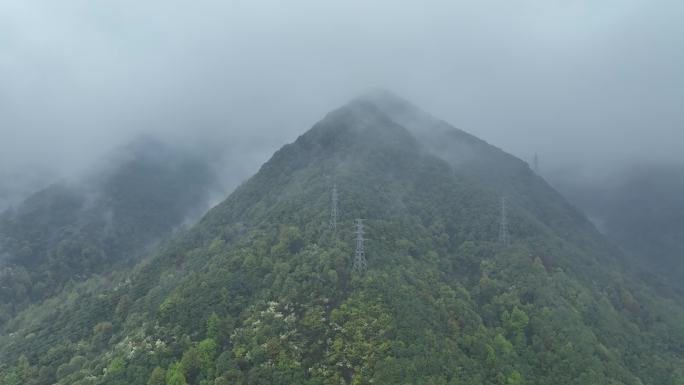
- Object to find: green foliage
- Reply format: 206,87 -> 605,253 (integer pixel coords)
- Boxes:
0,139 -> 217,325
146,367 -> 165,385
166,362 -> 188,385
1,96 -> 684,385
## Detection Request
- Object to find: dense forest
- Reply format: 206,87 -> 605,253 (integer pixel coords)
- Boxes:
1,94 -> 683,385
0,138 -> 219,325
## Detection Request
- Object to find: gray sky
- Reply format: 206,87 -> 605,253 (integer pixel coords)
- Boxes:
1,0 -> 683,192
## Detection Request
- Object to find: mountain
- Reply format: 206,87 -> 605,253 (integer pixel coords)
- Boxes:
1,94 -> 684,385
551,164 -> 684,297
0,138 -> 220,324
0,168 -> 52,214
360,91 -> 619,268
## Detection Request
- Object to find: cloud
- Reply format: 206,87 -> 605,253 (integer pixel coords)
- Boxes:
1,0 -> 682,194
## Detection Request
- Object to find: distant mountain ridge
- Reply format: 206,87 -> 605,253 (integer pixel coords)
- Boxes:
0,138 -> 220,324
552,164 -> 684,297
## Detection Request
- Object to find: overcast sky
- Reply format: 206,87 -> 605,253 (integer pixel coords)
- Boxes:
1,0 -> 683,192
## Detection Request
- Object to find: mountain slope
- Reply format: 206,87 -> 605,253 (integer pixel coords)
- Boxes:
363,91 -> 619,264
0,138 -> 219,324
1,95 -> 684,385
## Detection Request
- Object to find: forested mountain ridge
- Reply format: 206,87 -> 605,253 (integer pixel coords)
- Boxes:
0,138 -> 219,324
363,91 -> 620,269
1,95 -> 683,385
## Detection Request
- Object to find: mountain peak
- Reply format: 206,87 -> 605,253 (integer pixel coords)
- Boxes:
293,93 -> 421,158
350,89 -> 435,131
354,88 -> 414,108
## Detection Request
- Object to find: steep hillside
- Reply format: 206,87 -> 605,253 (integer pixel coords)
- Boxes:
368,92 -> 620,261
0,138 -> 219,323
1,95 -> 683,385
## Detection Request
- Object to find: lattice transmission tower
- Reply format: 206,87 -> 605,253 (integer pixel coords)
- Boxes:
499,197 -> 509,245
352,219 -> 367,274
329,184 -> 338,232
